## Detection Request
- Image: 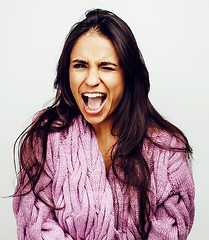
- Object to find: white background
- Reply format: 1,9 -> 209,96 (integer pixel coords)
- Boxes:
0,0 -> 208,239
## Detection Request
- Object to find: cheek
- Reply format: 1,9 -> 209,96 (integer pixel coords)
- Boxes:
115,86 -> 124,104
115,75 -> 124,96
69,72 -> 79,95
110,79 -> 124,104
70,80 -> 80,108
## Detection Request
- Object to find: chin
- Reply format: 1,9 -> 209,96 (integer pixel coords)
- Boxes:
83,115 -> 106,126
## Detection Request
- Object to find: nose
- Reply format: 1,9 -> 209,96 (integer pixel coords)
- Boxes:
85,68 -> 100,87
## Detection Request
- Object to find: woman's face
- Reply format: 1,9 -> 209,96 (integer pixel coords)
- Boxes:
69,31 -> 124,129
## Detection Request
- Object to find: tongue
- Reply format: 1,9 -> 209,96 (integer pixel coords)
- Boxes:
88,97 -> 102,110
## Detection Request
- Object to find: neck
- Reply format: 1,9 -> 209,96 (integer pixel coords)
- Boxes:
92,117 -> 116,140
92,118 -> 117,176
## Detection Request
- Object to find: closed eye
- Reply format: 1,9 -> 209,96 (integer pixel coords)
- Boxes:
99,61 -> 117,71
101,66 -> 116,71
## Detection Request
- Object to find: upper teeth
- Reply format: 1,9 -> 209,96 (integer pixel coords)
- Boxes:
83,93 -> 104,98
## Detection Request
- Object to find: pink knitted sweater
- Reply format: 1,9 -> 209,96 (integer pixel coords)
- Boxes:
13,116 -> 195,239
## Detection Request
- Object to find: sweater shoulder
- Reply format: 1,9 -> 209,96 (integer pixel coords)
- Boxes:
143,128 -> 189,174
47,115 -> 88,146
146,127 -> 185,149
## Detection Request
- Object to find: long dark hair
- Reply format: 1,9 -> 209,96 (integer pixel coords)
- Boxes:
14,9 -> 192,239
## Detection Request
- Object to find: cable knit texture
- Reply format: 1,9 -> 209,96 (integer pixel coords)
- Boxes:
13,115 -> 195,239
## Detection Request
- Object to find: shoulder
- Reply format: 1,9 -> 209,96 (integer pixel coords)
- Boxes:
47,115 -> 89,143
145,127 -> 186,152
143,128 -> 189,172
46,115 -> 92,161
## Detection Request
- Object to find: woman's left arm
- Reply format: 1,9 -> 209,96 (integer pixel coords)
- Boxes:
148,138 -> 195,240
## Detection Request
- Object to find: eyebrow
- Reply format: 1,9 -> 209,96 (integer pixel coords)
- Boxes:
72,59 -> 88,64
71,59 -> 118,67
98,61 -> 118,67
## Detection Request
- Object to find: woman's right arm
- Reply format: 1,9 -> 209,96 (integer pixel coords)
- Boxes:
13,131 -> 73,240
13,181 -> 72,239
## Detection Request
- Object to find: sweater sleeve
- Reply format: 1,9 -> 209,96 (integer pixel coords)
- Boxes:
13,133 -> 73,240
147,136 -> 195,240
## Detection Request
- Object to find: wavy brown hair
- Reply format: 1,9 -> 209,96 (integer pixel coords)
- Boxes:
14,9 -> 192,239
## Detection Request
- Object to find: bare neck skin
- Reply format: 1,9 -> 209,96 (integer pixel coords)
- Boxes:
92,118 -> 117,177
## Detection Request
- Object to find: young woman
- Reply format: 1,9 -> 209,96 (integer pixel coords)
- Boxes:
13,9 -> 195,239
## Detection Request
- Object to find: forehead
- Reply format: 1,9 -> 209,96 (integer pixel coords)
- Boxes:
70,31 -> 119,63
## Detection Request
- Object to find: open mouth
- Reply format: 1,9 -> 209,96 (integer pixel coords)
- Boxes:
82,93 -> 107,110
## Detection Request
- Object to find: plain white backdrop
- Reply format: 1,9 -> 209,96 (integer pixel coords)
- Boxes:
0,0 -> 208,239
